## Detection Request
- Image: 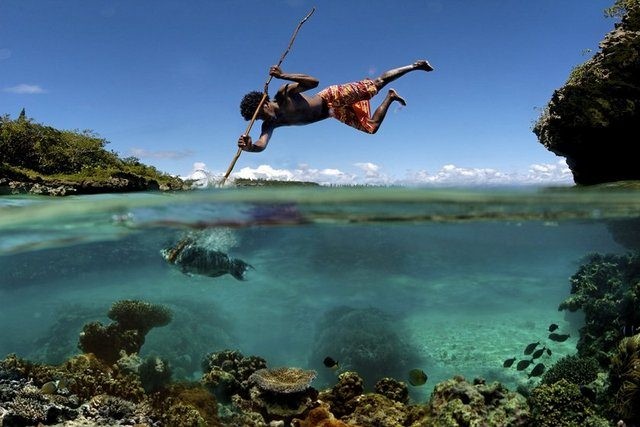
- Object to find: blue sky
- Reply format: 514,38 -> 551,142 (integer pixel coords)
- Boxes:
1,1 -> 615,185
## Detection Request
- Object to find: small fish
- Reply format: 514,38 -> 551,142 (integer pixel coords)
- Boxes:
548,333 -> 570,342
621,325 -> 640,337
548,323 -> 559,332
503,357 -> 516,368
516,359 -> 534,371
523,342 -> 540,355
528,363 -> 545,378
546,348 -> 552,356
323,356 -> 339,370
41,381 -> 58,394
408,369 -> 428,386
531,347 -> 547,359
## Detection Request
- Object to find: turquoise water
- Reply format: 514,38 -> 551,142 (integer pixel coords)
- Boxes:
1,186 -> 638,403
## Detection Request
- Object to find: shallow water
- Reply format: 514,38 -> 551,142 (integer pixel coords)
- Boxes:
1,186 -> 638,402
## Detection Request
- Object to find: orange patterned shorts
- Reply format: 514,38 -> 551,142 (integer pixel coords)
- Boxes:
317,78 -> 378,134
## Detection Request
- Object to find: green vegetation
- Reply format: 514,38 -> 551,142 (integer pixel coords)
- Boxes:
0,111 -> 184,189
605,0 -> 639,18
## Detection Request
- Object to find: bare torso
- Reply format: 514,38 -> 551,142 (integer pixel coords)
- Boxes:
267,90 -> 329,129
239,67 -> 330,151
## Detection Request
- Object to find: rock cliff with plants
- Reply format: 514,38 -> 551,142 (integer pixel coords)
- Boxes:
533,0 -> 640,185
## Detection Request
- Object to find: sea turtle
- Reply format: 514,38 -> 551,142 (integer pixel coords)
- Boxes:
161,237 -> 252,280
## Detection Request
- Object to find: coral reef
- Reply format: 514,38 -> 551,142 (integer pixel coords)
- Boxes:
249,367 -> 316,394
533,1 -> 640,184
0,354 -> 220,426
425,376 -> 530,426
374,377 -> 409,404
248,367 -> 319,423
342,393 -> 409,426
78,322 -> 141,365
317,371 -> 364,418
1,384 -> 75,425
2,338 -> 625,426
310,306 -> 421,388
107,299 -> 173,336
61,354 -> 146,402
558,252 -> 640,365
77,394 -> 152,425
541,354 -> 600,385
0,354 -> 59,386
608,333 -> 640,423
78,299 -> 173,364
291,401 -> 349,427
138,355 -> 172,393
150,383 -> 221,427
0,355 -> 148,425
529,379 -> 599,426
201,349 -> 267,403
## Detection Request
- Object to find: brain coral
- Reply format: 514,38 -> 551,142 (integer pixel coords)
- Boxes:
542,355 -> 599,386
249,367 -> 316,394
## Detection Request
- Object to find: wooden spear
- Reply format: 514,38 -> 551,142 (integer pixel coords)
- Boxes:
219,7 -> 316,186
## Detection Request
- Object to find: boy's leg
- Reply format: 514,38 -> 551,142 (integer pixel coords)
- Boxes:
373,60 -> 433,90
367,89 -> 406,134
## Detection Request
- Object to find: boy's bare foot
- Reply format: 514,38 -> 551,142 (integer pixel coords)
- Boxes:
414,60 -> 434,72
389,89 -> 406,106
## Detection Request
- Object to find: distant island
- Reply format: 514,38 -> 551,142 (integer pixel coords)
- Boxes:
0,110 -> 188,196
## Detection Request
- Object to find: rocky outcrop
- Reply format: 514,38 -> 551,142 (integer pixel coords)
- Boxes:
0,171 -> 187,196
533,3 -> 640,185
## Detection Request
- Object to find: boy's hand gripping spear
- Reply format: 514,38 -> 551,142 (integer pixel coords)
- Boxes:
219,7 -> 316,186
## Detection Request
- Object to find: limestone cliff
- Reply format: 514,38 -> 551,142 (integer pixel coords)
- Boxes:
533,2 -> 640,185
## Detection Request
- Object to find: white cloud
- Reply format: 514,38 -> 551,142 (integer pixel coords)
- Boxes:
405,164 -> 514,186
405,160 -> 573,186
0,48 -> 11,60
354,162 -> 393,184
236,164 -> 295,181
181,159 -> 574,187
4,84 -> 46,94
524,160 -> 573,183
354,162 -> 380,174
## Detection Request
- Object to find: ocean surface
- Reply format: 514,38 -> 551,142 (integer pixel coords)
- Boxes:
1,186 -> 639,402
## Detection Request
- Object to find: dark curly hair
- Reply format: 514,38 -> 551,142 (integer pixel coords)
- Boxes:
240,91 -> 265,121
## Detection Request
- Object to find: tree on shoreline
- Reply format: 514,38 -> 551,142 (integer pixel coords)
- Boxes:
0,111 -> 182,187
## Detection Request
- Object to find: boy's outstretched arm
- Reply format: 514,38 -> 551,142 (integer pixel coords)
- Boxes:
238,123 -> 273,152
270,65 -> 319,93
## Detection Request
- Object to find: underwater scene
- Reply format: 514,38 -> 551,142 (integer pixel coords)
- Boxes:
1,186 -> 640,426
